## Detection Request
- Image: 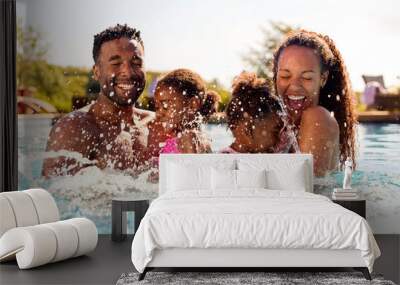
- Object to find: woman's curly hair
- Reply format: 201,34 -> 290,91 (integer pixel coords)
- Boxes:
272,30 -> 357,169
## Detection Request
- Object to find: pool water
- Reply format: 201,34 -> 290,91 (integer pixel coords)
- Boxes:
18,117 -> 400,234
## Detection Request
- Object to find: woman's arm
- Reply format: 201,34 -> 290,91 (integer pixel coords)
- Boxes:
298,106 -> 339,177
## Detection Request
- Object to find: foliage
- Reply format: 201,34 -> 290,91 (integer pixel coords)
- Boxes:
17,21 -> 89,113
16,22 -> 231,113
207,78 -> 230,111
242,21 -> 298,79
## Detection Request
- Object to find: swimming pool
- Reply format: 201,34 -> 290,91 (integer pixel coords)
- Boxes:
18,117 -> 400,234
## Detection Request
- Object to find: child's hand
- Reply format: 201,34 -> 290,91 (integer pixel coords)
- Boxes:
147,170 -> 159,184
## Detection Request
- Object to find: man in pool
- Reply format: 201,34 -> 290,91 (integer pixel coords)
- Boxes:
42,24 -> 154,177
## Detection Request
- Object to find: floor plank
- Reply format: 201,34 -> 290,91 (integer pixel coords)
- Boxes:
0,235 -> 398,285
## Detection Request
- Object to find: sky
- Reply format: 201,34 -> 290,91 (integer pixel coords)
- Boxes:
17,0 -> 400,91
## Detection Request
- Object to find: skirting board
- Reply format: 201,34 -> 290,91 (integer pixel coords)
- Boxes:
147,248 -> 366,268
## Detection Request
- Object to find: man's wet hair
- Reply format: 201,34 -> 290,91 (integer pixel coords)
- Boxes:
93,24 -> 143,62
226,72 -> 282,129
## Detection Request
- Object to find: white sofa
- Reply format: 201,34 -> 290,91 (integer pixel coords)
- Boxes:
0,188 -> 98,269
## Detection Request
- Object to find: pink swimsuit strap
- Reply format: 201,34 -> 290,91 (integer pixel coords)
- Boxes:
160,137 -> 180,154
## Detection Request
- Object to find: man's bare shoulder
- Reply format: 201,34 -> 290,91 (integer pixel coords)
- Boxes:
133,107 -> 155,121
47,110 -> 99,151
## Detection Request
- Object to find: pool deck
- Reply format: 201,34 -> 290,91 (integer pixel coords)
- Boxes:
357,111 -> 400,123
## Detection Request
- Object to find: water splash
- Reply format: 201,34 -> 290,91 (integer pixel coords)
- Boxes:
275,96 -> 300,153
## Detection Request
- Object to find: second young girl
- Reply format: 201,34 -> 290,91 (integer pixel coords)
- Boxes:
221,72 -> 295,153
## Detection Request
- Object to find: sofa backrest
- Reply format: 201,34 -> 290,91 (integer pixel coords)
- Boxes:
159,154 -> 313,195
0,189 -> 59,237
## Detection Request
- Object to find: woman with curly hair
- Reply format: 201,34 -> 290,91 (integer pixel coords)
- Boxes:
273,30 -> 357,177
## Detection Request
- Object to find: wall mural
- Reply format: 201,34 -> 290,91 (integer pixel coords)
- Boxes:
17,1 -> 400,234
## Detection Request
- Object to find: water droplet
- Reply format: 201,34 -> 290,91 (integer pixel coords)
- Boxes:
103,84 -> 107,89
100,133 -> 104,138
106,144 -> 112,150
336,95 -> 340,101
110,91 -> 114,97
330,111 -> 335,117
182,91 -> 187,95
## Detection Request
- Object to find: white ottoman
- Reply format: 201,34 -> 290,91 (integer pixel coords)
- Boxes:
0,189 -> 98,269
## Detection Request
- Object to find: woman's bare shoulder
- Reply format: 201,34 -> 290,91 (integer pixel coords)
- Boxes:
301,106 -> 339,136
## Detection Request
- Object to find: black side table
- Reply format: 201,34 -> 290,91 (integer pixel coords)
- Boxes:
112,197 -> 150,242
332,199 -> 366,218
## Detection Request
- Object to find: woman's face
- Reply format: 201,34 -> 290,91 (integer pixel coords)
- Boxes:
276,45 -> 328,124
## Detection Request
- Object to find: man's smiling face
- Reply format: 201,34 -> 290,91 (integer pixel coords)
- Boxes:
94,37 -> 145,106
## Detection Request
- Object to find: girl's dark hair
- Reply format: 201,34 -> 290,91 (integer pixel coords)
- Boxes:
272,30 -> 357,169
199,90 -> 220,119
226,72 -> 282,129
157,68 -> 218,118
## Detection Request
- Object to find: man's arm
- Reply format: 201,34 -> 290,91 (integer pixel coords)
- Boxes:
42,113 -> 99,178
298,106 -> 340,177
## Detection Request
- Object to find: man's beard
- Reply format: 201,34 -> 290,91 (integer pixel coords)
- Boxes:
103,76 -> 145,107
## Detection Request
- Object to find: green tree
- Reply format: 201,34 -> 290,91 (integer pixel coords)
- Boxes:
242,21 -> 298,79
17,21 -> 89,113
207,78 -> 230,111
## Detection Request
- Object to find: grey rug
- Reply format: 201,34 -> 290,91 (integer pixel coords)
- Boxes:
116,271 -> 396,285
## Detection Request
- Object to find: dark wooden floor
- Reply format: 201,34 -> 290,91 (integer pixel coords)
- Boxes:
0,235 -> 399,285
